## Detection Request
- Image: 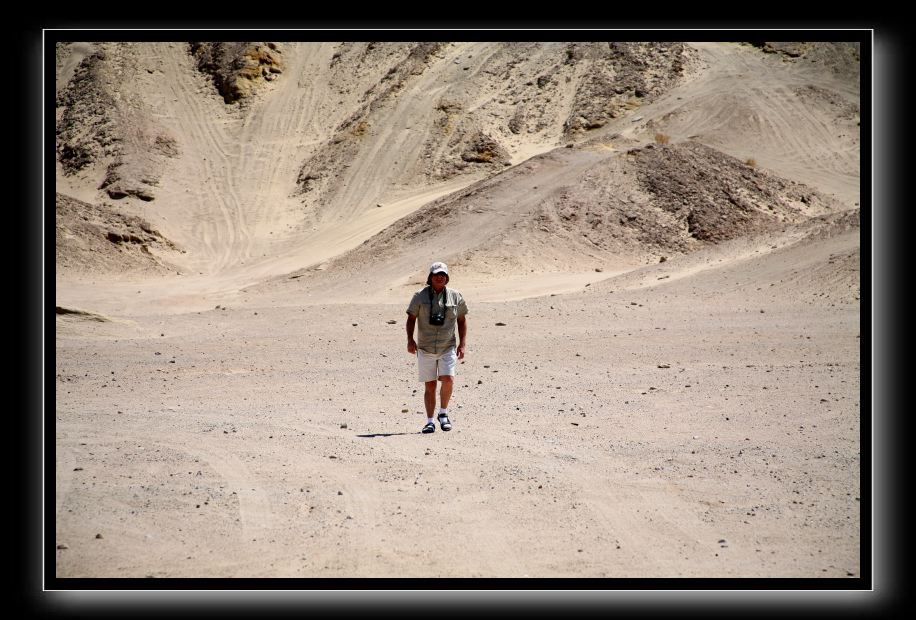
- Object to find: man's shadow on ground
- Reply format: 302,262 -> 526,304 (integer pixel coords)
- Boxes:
356,432 -> 419,438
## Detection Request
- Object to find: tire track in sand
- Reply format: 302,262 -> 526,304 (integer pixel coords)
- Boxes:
579,478 -> 731,576
154,43 -> 241,273
231,43 -> 339,264
90,426 -> 280,539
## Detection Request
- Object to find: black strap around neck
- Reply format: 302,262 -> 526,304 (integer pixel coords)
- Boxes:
428,285 -> 447,307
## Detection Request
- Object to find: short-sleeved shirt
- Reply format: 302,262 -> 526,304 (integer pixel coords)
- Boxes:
406,285 -> 468,354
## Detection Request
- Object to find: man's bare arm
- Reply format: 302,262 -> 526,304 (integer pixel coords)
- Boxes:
406,314 -> 417,354
456,315 -> 467,359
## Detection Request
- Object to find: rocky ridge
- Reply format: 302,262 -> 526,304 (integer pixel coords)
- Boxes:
56,193 -> 181,275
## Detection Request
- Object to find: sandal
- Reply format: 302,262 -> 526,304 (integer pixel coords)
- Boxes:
437,413 -> 452,431
422,421 -> 436,434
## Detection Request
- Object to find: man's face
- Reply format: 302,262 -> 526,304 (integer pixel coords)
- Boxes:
431,272 -> 447,289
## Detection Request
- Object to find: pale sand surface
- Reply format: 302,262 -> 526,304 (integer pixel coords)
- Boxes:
55,227 -> 859,578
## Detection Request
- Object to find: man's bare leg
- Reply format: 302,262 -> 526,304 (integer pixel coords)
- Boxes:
438,375 -> 453,410
424,380 -> 437,420
437,376 -> 454,430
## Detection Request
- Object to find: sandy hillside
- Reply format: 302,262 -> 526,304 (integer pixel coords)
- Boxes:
55,41 -> 861,579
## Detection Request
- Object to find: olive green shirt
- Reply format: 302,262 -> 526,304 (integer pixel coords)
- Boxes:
406,286 -> 468,354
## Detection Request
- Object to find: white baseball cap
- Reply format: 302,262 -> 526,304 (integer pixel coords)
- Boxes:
427,261 -> 450,285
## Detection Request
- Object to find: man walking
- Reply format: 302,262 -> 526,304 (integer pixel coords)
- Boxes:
406,261 -> 468,433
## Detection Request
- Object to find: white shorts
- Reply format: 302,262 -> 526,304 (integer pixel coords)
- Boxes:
417,347 -> 457,382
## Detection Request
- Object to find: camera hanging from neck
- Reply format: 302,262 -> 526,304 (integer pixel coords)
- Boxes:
428,285 -> 447,326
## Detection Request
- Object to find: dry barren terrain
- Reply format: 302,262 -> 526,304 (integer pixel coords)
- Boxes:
55,40 -> 860,579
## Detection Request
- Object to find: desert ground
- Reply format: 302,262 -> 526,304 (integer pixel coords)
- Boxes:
54,41 -> 861,578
